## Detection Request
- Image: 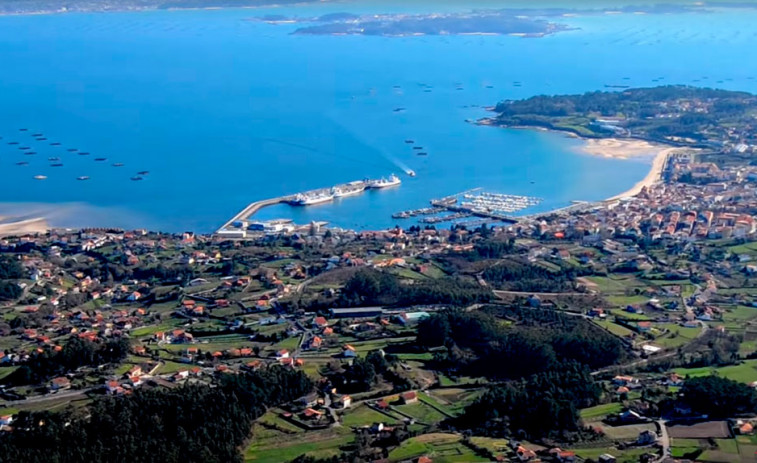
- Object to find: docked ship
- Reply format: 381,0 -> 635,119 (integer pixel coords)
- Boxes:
291,193 -> 334,206
368,174 -> 401,189
331,186 -> 364,198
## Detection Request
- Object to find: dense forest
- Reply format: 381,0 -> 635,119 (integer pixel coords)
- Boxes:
0,256 -> 23,301
339,269 -> 492,307
2,336 -> 131,387
417,307 -> 625,380
455,365 -> 602,440
493,85 -> 757,144
0,366 -> 313,463
676,376 -> 757,418
481,259 -> 580,292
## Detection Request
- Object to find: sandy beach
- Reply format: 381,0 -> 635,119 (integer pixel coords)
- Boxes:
578,138 -> 665,160
573,138 -> 681,201
606,147 -> 678,201
0,217 -> 47,237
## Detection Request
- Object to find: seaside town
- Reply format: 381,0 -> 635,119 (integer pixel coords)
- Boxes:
3,117 -> 757,462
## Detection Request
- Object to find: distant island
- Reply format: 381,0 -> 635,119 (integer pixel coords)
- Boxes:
482,85 -> 757,149
245,3 -> 757,38
2,1 -> 757,20
287,12 -> 571,37
0,0 -> 323,16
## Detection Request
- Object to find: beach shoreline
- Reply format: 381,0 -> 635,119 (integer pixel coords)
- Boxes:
480,118 -> 680,202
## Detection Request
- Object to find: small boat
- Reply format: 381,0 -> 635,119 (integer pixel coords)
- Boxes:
417,152 -> 428,156
50,142 -> 61,146
48,157 -> 60,161
24,152 -> 36,155
95,158 -> 107,161
67,148 -> 78,152
486,85 -> 494,88
19,147 -> 30,150
413,146 -> 423,150
35,138 -> 47,141
137,171 -> 149,175
19,128 -> 28,132
51,163 -> 64,167
393,107 -> 406,112
7,142 -> 19,145
77,176 -> 90,181
31,133 -> 43,137
78,152 -> 90,156
130,176 -> 143,181
112,163 -> 124,167
406,170 -> 416,177
16,161 -> 28,166
34,175 -> 46,180
404,140 -> 414,144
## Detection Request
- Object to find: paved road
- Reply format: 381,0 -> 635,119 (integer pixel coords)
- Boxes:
656,419 -> 670,462
9,387 -> 95,405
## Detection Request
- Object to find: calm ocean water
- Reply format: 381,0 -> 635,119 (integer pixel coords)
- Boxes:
0,3 -> 756,232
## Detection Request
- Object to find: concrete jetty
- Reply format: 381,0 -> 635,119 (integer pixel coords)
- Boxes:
214,179 -> 370,238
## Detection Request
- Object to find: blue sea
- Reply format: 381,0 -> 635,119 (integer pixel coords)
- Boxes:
1,2 -> 757,232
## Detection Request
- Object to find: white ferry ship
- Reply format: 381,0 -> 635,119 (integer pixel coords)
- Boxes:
332,187 -> 364,198
368,174 -> 401,189
292,193 -> 334,206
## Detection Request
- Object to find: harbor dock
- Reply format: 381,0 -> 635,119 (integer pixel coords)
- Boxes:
215,179 -> 372,238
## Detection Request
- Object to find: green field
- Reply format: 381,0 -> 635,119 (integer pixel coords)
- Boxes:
569,447 -> 647,463
584,276 -> 643,293
426,389 -> 483,416
728,242 -> 757,256
610,309 -> 652,321
593,320 -> 635,337
245,427 -> 354,463
654,323 -> 701,348
157,361 -> 191,374
388,433 -> 488,463
394,402 -> 447,425
675,359 -> 757,384
580,402 -> 622,420
341,404 -> 401,427
722,305 -> 757,323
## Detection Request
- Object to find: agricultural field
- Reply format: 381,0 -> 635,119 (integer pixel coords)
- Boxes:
393,401 -> 448,425
387,433 -> 488,463
592,320 -> 635,338
425,388 -> 483,416
654,323 -> 702,348
597,423 -> 657,440
579,402 -> 623,421
567,446 -> 648,463
674,360 -> 757,384
244,426 -> 354,463
340,404 -> 402,428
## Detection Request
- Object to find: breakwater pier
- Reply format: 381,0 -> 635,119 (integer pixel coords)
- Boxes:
215,179 -> 373,238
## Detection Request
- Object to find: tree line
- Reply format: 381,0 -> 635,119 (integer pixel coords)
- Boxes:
0,366 -> 313,463
417,307 -> 624,380
339,269 -> 492,307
